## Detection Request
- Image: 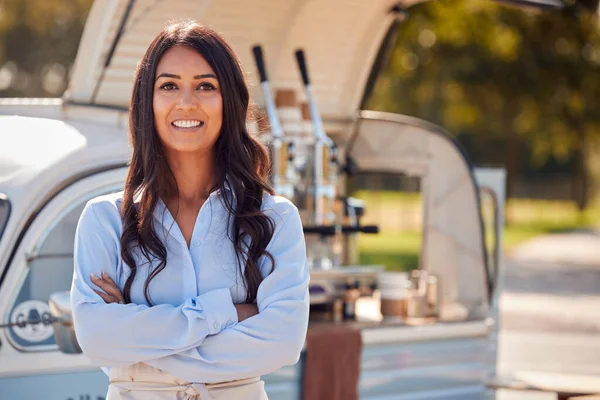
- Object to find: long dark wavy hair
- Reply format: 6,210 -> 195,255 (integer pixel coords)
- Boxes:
120,20 -> 275,305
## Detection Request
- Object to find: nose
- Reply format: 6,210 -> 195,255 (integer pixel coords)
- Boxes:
176,88 -> 198,112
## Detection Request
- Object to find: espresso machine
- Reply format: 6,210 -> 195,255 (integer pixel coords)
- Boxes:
251,46 -> 381,320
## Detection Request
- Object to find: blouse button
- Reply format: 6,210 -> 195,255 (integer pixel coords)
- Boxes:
192,239 -> 201,247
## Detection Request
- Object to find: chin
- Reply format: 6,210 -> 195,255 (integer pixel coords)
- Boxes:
157,124 -> 219,155
164,138 -> 215,155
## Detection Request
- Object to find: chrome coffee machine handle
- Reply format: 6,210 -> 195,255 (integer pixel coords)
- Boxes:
294,49 -> 336,226
252,45 -> 283,140
252,45 -> 286,192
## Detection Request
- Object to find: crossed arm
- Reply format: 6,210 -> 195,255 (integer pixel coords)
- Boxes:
70,198 -> 309,382
91,272 -> 260,324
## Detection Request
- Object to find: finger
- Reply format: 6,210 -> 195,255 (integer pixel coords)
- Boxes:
91,273 -> 115,295
101,271 -> 125,303
101,271 -> 117,286
92,273 -> 123,303
94,289 -> 117,304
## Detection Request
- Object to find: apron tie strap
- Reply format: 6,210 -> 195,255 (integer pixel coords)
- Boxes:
188,382 -> 210,399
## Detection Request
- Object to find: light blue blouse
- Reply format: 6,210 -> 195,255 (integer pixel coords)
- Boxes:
70,186 -> 310,384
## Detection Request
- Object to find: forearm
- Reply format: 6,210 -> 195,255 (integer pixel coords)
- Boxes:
150,201 -> 311,382
72,201 -> 239,367
153,295 -> 309,383
72,286 -> 237,367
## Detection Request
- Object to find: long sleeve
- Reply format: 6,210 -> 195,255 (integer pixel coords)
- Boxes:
70,200 -> 239,367
152,200 -> 310,383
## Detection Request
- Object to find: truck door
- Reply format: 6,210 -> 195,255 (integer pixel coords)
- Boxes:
0,168 -> 127,400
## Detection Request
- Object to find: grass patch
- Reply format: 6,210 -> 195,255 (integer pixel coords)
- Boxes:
354,191 -> 600,271
358,231 -> 421,272
359,252 -> 419,272
506,198 -> 600,227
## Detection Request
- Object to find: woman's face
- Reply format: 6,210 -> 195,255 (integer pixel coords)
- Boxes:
153,46 -> 223,155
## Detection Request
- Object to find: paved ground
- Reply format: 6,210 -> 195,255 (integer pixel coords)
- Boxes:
496,229 -> 600,398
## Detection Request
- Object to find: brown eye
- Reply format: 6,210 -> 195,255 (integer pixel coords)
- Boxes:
159,82 -> 177,91
198,83 -> 216,91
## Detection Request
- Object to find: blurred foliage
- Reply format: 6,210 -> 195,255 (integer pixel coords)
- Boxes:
0,0 -> 93,96
367,0 -> 600,208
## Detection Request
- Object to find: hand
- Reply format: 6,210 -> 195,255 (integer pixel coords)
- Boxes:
91,271 -> 125,304
234,304 -> 258,322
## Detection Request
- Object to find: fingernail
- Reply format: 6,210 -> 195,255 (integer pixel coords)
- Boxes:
101,271 -> 107,278
91,273 -> 97,280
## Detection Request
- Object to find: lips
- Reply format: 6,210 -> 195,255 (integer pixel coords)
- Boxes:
171,120 -> 204,129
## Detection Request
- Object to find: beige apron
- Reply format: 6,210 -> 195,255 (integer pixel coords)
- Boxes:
107,362 -> 268,400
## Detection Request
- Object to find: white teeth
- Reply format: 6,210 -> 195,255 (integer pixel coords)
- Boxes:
172,120 -> 202,128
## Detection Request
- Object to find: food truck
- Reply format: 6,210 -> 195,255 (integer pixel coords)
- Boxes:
0,0 -> 567,399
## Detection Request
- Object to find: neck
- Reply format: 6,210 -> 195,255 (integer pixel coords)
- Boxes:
163,149 -> 217,206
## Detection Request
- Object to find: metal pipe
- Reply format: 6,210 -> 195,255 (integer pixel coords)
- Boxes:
252,45 -> 284,187
294,49 -> 336,226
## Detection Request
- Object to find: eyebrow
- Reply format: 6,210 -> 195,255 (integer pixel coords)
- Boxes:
155,73 -> 218,81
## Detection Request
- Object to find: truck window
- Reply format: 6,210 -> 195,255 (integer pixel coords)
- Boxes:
6,189 -> 120,351
0,194 -> 9,241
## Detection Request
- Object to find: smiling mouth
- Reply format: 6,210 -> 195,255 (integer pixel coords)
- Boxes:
171,120 -> 204,129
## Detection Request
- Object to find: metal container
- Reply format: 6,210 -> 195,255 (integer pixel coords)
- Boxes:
426,274 -> 441,318
404,269 -> 439,324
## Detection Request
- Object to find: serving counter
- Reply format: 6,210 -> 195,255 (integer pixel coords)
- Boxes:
263,292 -> 492,400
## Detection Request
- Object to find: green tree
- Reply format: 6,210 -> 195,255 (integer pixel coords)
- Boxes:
367,0 -> 600,209
0,0 -> 93,97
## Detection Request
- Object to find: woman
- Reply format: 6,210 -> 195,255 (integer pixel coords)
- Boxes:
70,20 -> 309,399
